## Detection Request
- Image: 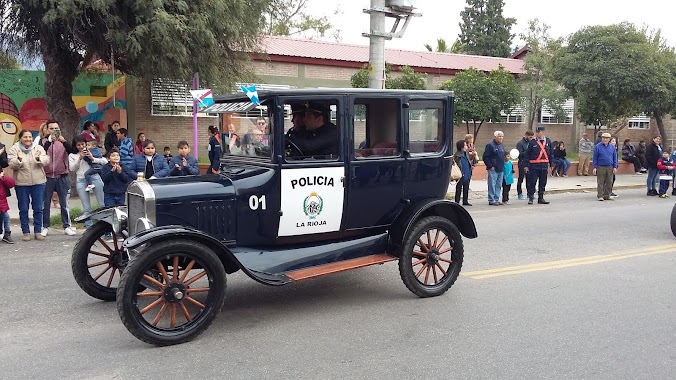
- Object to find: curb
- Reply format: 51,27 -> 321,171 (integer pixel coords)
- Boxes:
446,184 -> 647,199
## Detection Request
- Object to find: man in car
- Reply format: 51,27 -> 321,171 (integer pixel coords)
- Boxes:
288,102 -> 338,157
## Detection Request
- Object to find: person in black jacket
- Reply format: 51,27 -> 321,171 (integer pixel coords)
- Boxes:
207,125 -> 221,174
104,121 -> 121,153
287,102 -> 338,158
482,130 -> 505,206
523,126 -> 553,205
645,135 -> 663,196
515,130 -> 533,200
100,148 -> 135,206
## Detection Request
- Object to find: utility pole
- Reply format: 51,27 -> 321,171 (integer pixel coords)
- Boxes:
363,0 -> 421,89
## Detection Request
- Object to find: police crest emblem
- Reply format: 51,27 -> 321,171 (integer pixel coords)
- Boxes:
303,192 -> 323,219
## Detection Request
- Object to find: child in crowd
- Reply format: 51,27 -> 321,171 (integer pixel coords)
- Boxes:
502,152 -> 514,204
657,150 -> 674,198
83,137 -> 103,192
116,128 -> 134,167
163,146 -> 173,164
0,169 -> 15,243
131,140 -> 170,179
101,148 -> 135,206
170,141 -> 200,176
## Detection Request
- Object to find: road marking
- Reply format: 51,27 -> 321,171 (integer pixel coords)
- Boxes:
463,244 -> 676,280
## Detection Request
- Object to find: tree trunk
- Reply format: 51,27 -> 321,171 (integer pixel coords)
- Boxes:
654,111 -> 668,143
474,120 -> 484,141
39,30 -> 82,139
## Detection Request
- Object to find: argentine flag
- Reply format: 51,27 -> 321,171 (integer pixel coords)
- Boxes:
190,89 -> 214,107
241,85 -> 260,105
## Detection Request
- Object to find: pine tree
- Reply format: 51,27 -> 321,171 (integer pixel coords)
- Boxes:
458,0 -> 516,57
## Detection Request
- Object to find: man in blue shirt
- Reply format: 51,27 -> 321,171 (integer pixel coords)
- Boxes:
593,132 -> 618,201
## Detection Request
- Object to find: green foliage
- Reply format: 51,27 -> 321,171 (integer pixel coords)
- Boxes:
265,0 -> 339,40
458,0 -> 516,57
351,64 -> 427,90
552,23 -> 668,135
439,66 -> 520,139
518,19 -> 569,129
0,50 -> 20,69
424,38 -> 466,54
51,207 -> 86,228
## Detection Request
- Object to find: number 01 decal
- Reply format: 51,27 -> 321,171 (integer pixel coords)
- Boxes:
249,195 -> 267,210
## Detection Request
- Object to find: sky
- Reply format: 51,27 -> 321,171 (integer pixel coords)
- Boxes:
306,0 -> 676,51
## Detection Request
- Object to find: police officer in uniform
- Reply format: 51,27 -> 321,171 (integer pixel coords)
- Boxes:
287,101 -> 338,157
286,103 -> 308,139
523,126 -> 552,205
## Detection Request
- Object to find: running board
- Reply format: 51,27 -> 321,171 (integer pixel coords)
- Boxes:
285,254 -> 398,281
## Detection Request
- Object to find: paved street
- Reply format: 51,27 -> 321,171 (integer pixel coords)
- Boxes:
0,188 -> 675,379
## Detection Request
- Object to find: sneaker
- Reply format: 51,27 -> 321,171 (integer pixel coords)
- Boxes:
85,184 -> 95,192
659,194 -> 669,198
22,233 -> 31,241
40,227 -> 49,237
462,202 -> 472,206
598,197 -> 604,201
64,227 -> 77,236
34,233 -> 44,240
2,233 -> 14,244
610,192 -> 618,197
603,197 -> 614,201
518,194 -> 524,200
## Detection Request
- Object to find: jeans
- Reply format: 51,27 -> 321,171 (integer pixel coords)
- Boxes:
76,176 -> 105,228
647,168 -> 658,191
16,184 -> 46,234
455,179 -> 470,204
104,193 -> 125,207
487,169 -> 504,204
43,175 -> 72,229
559,159 -> 571,175
659,179 -> 670,195
85,165 -> 103,184
1,211 -> 9,235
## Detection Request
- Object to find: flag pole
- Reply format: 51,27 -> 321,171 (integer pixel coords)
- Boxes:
192,73 -> 199,159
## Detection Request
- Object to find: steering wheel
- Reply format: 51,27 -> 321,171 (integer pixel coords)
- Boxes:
285,136 -> 304,157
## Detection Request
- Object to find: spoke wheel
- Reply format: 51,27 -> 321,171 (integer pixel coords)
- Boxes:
399,216 -> 463,298
71,221 -> 128,301
117,239 -> 226,346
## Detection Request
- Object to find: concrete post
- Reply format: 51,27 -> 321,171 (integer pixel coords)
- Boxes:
367,0 -> 386,89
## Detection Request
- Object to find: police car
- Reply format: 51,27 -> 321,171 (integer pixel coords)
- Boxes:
71,88 -> 477,346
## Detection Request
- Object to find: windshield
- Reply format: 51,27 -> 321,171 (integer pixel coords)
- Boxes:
213,102 -> 272,160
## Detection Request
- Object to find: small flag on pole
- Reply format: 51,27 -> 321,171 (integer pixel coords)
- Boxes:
240,85 -> 259,105
190,89 -> 214,107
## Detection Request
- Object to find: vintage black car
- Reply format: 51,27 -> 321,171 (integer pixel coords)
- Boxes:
71,88 -> 477,346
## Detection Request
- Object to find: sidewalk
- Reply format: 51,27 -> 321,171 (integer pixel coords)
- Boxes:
450,172 -> 648,200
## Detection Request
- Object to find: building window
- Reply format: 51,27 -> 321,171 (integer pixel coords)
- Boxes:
500,104 -> 525,123
628,115 -> 650,129
150,79 -> 194,117
540,98 -> 574,124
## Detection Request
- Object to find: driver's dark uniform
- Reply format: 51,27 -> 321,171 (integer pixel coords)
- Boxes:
288,122 -> 338,157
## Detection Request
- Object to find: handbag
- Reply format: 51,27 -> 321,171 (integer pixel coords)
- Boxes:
451,160 -> 462,181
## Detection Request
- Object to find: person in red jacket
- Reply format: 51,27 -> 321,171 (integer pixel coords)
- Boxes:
0,169 -> 16,243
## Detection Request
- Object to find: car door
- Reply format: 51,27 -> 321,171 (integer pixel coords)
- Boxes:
343,96 -> 405,234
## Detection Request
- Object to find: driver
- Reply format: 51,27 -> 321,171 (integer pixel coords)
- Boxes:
287,102 -> 338,157
286,103 -> 308,138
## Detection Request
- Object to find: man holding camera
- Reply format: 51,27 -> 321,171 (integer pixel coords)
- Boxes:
40,120 -> 77,236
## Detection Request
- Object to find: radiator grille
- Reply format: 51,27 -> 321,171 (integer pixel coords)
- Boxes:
127,193 -> 145,235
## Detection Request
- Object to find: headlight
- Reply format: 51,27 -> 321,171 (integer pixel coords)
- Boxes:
111,208 -> 128,234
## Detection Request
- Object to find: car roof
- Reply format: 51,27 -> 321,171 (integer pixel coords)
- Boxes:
213,88 -> 454,102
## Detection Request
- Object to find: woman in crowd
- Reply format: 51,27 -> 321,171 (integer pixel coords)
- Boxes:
132,139 -> 170,180
33,123 -> 59,208
7,130 -> 49,241
453,140 -> 472,206
550,141 -> 562,176
134,132 -> 146,155
69,135 -> 106,229
207,125 -> 221,174
553,141 -> 571,177
464,134 -> 478,167
621,139 -> 645,174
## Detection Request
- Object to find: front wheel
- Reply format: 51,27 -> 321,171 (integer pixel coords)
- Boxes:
71,221 -> 128,301
399,216 -> 464,298
117,239 -> 226,346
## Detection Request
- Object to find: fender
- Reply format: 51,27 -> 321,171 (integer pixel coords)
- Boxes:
123,225 -> 289,286
73,206 -> 126,225
388,198 -> 478,255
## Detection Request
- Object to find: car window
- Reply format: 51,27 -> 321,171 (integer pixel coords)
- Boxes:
283,101 -> 341,162
221,105 -> 272,159
353,98 -> 401,159
409,100 -> 444,155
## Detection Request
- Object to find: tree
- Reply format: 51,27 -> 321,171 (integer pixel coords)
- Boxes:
0,50 -> 20,69
351,64 -> 427,90
424,38 -> 466,54
518,19 -> 569,129
438,66 -> 521,140
0,0 -> 270,138
552,23 -> 664,137
458,0 -> 516,57
264,0 -> 340,41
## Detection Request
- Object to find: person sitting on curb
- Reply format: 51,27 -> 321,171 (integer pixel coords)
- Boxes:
621,139 -> 645,175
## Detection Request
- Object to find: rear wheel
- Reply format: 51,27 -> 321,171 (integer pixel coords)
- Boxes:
71,221 -> 128,301
399,216 -> 463,298
117,239 -> 226,346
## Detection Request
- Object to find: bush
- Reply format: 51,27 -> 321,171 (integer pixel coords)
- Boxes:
49,206 -> 89,228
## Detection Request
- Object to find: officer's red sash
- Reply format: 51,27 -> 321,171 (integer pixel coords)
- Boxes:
530,140 -> 549,164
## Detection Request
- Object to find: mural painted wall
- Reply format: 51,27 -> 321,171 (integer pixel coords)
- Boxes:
0,70 -> 127,148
